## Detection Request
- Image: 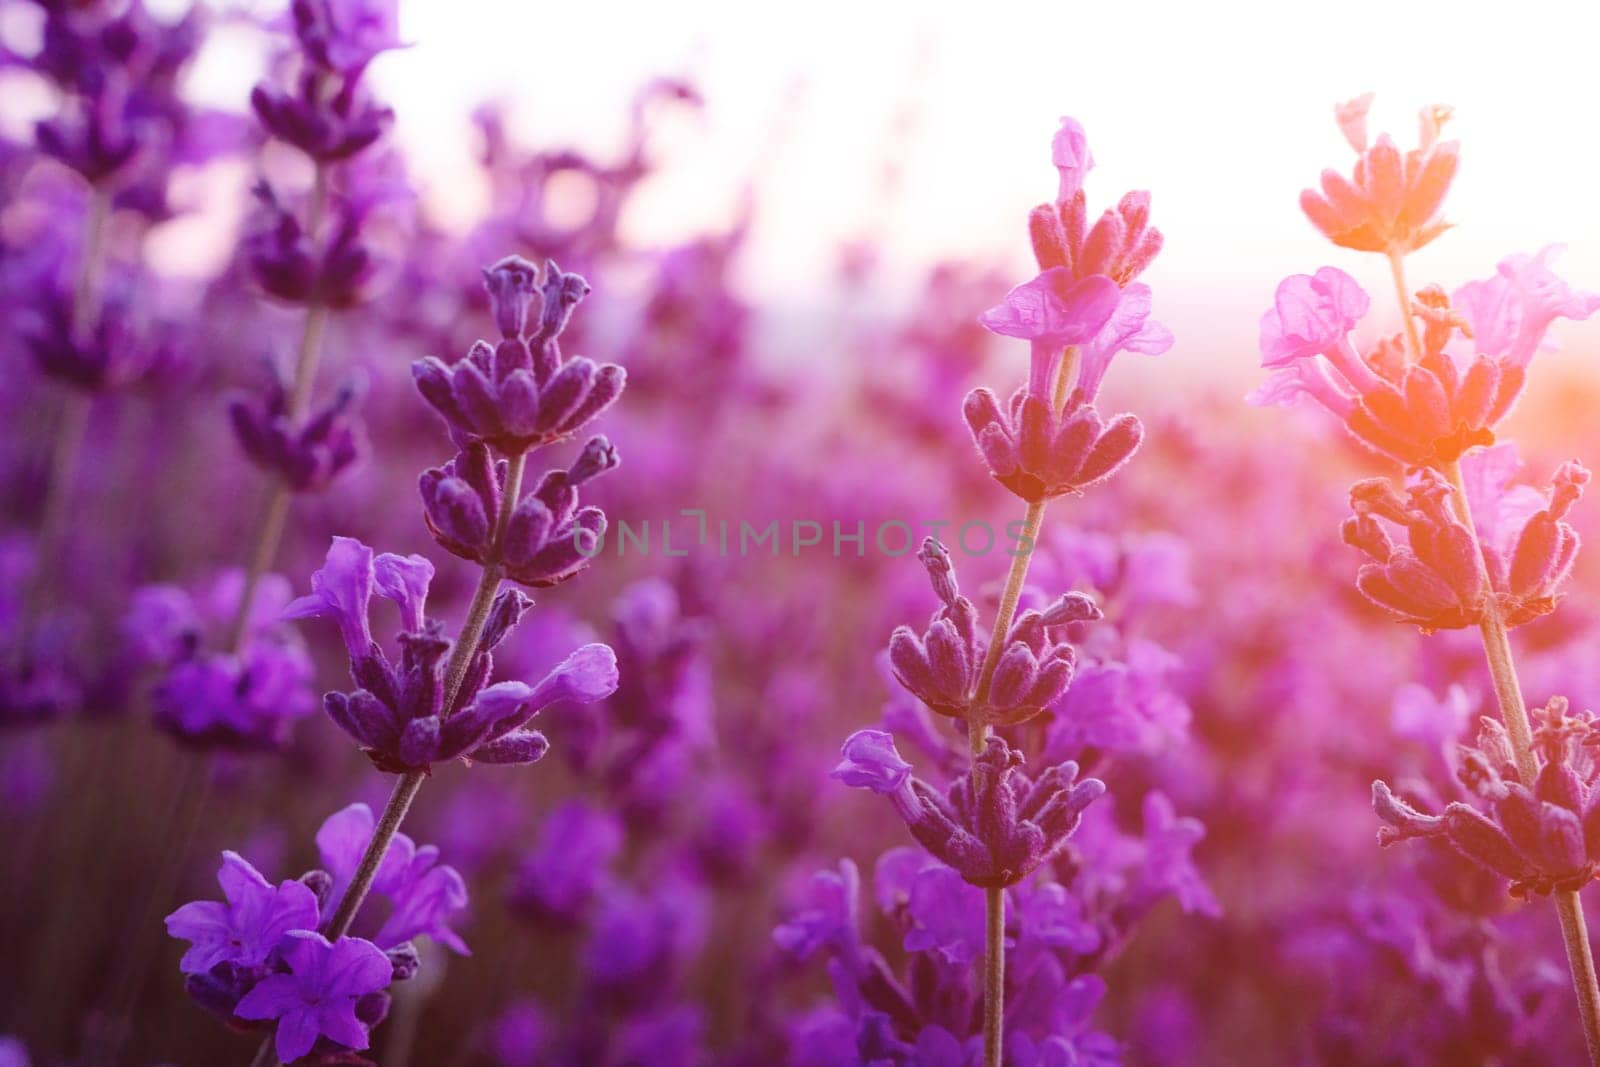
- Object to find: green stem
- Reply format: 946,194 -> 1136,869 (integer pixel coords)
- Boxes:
969,346 -> 1078,1067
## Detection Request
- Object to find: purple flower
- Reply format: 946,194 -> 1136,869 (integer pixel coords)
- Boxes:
229,366 -> 365,492
886,539 -> 1096,725
963,387 -> 1144,502
901,865 -> 985,966
290,0 -> 406,74
773,860 -> 861,963
1375,700 -> 1600,898
509,801 -> 624,926
1258,267 -> 1371,369
1052,117 -> 1094,202
412,257 -> 625,456
979,268 -> 1122,401
837,732 -> 1104,888
233,930 -> 391,1063
165,852 -> 319,976
1077,282 -> 1173,402
314,803 -> 470,953
283,536 -> 375,658
832,730 -> 912,793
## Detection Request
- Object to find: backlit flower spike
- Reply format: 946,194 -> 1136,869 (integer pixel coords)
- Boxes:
1375,699 -> 1600,898
1452,246 -> 1600,367
412,257 -> 625,456
1030,119 -> 1165,287
965,380 -> 1145,501
1300,94 -> 1459,254
833,731 -> 1104,888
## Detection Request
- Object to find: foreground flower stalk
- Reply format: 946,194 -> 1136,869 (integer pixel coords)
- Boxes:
833,117 -> 1173,1064
238,252 -> 623,1063
319,452 -> 524,950
1262,95 -> 1600,1064
1442,427 -> 1600,1063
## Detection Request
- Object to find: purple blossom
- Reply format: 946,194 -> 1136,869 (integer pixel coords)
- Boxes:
835,732 -> 1104,888
314,803 -> 471,953
164,852 -> 318,976
412,257 -> 625,456
233,930 -> 392,1063
979,268 -> 1122,401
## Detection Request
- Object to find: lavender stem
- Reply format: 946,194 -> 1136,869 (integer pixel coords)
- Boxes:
248,452 -> 527,1067
968,346 -> 1079,1067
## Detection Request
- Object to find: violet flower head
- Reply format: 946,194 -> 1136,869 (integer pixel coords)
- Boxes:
419,438 -> 616,588
1375,699 -> 1600,898
286,537 -> 618,772
1029,117 -> 1164,289
412,257 -> 626,456
1259,266 -> 1371,369
963,384 -> 1145,502
508,800 -> 625,927
246,175 -> 406,308
887,539 -> 1097,727
233,930 -> 392,1063
1301,95 -> 1458,254
834,731 -> 1104,888
125,572 -> 316,750
229,364 -> 365,492
164,852 -> 319,976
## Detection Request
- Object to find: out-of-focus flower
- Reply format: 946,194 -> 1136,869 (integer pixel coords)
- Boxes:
229,366 -> 365,492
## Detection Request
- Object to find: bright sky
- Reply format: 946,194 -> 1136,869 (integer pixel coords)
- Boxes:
172,0 -> 1600,372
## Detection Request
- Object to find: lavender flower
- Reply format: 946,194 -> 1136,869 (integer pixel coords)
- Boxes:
233,931 -> 392,1063
286,537 -> 619,772
835,731 -> 1104,888
412,257 -> 625,455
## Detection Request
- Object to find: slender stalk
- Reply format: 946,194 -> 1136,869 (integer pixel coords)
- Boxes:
1385,247 -> 1423,362
968,347 -> 1079,1067
249,452 -> 527,1067
1456,468 -> 1600,1059
26,188 -> 111,623
225,164 -> 330,651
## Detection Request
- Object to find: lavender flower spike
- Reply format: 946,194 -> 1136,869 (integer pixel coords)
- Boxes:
412,257 -> 626,456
